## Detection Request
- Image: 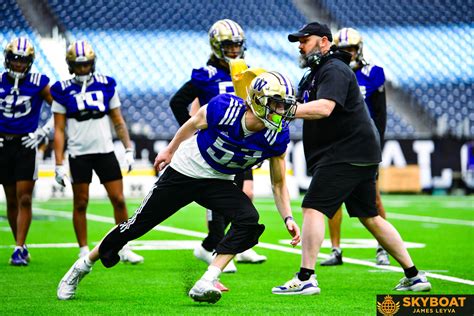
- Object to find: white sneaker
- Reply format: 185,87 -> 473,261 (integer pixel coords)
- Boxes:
193,245 -> 214,265
194,245 -> 237,273
376,248 -> 390,266
235,249 -> 267,263
394,271 -> 432,292
272,273 -> 321,295
119,245 -> 144,264
189,279 -> 222,304
57,258 -> 91,300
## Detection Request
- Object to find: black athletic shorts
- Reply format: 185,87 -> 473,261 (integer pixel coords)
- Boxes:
234,169 -> 253,190
69,152 -> 122,184
0,135 -> 37,184
302,163 -> 378,219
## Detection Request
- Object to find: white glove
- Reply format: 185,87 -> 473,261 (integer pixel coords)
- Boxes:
21,127 -> 49,149
55,165 -> 69,187
0,137 -> 4,148
125,148 -> 135,173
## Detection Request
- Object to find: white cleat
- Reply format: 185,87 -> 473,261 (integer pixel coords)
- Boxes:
119,245 -> 144,264
193,245 -> 214,265
272,273 -> 321,295
57,258 -> 91,300
394,271 -> 432,292
235,249 -> 267,263
189,279 -> 222,304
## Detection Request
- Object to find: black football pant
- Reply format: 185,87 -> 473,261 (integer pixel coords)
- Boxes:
98,167 -> 264,268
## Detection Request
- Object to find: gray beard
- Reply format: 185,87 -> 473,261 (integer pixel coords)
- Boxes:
298,47 -> 321,68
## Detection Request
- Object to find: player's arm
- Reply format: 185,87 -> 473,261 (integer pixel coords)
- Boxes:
295,98 -> 336,120
109,108 -> 133,150
53,112 -> 67,166
40,84 -> 53,105
169,80 -> 201,126
154,105 -> 208,171
269,153 -> 300,246
189,98 -> 201,116
369,87 -> 387,141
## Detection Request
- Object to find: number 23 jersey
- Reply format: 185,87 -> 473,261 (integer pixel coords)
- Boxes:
51,75 -> 120,157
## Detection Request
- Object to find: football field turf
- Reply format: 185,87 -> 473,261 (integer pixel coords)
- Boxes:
1,194 -> 473,315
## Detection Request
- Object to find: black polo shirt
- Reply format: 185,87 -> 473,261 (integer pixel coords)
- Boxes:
297,51 -> 381,172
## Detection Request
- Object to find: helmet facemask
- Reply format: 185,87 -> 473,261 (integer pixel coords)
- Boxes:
209,19 -> 246,63
247,72 -> 297,132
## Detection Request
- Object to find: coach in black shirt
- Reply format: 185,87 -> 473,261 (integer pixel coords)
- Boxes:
272,22 -> 431,295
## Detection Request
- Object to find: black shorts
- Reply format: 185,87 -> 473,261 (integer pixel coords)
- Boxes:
69,152 -> 122,184
234,169 -> 253,190
302,163 -> 378,219
0,136 -> 37,184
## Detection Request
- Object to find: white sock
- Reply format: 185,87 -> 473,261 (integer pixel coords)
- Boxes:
84,256 -> 94,267
202,265 -> 221,281
14,246 -> 23,252
332,247 -> 342,254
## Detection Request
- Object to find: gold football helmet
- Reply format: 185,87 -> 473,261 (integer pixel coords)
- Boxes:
209,19 -> 245,62
247,71 -> 297,132
334,27 -> 364,68
66,40 -> 96,76
4,37 -> 35,79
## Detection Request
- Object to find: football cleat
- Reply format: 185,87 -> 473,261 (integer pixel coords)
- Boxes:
235,248 -> 267,263
189,279 -> 222,304
193,244 -> 214,265
214,280 -> 229,292
118,245 -> 144,264
57,258 -> 91,300
9,247 -> 28,266
272,273 -> 320,295
22,245 -> 30,262
320,248 -> 343,266
394,271 -> 432,292
376,248 -> 390,266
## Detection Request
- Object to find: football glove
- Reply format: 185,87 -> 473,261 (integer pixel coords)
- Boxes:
55,165 -> 69,187
21,126 -> 49,149
125,148 -> 135,173
0,137 -> 4,148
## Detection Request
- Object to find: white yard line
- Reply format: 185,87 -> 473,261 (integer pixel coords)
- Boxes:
32,208 -> 474,287
387,213 -> 474,227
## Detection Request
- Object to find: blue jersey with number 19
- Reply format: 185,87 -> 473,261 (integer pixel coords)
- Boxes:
0,72 -> 49,134
197,94 -> 290,175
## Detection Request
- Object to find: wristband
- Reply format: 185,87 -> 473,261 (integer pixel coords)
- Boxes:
284,216 -> 294,224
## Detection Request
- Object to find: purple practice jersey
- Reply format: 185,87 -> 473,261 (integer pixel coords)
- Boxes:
0,72 -> 49,134
191,65 -> 235,106
355,64 -> 385,118
50,75 -> 117,121
197,94 -> 290,174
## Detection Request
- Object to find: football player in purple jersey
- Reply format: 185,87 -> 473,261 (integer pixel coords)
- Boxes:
170,19 -> 267,277
57,71 -> 300,304
318,27 -> 390,267
51,40 -> 143,264
0,37 -> 53,266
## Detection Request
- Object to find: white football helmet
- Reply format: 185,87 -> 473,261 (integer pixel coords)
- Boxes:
334,27 -> 365,68
209,19 -> 245,62
247,71 -> 297,132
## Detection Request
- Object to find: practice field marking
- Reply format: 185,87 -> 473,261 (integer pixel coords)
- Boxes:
28,208 -> 474,287
279,239 -> 425,249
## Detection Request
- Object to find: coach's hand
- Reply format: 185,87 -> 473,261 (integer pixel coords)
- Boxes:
154,148 -> 172,172
125,148 -> 135,173
21,127 -> 49,149
55,165 -> 69,187
284,216 -> 301,247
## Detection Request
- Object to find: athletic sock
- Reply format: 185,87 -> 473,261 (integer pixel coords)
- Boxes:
84,256 -> 94,268
298,268 -> 314,281
404,266 -> 419,279
332,247 -> 342,255
202,265 -> 221,281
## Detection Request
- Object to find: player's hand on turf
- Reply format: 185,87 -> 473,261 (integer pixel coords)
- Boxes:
21,127 -> 49,149
124,148 -> 135,173
154,148 -> 172,171
55,165 -> 69,187
286,218 -> 301,247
